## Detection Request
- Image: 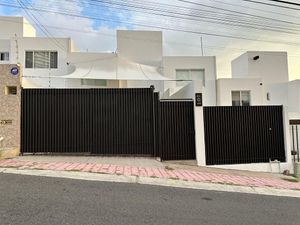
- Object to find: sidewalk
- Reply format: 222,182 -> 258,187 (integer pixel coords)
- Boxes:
0,157 -> 299,192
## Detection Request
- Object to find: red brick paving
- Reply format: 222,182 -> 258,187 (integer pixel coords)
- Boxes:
0,159 -> 299,191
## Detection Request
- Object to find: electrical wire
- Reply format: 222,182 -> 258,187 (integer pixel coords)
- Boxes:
241,0 -> 300,10
1,1 -> 300,46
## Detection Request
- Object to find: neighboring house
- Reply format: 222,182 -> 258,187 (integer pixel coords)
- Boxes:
0,64 -> 21,150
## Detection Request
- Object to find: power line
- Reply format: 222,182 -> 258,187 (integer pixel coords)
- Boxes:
2,16 -> 300,58
18,0 -> 300,31
75,0 -> 300,31
4,0 -> 300,35
209,0 -> 300,19
1,1 -> 300,46
266,0 -> 300,7
16,0 -> 68,52
241,0 -> 300,10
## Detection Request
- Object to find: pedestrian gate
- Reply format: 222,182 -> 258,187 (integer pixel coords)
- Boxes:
159,100 -> 196,160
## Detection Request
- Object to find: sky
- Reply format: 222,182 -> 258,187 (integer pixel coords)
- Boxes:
1,0 -> 300,79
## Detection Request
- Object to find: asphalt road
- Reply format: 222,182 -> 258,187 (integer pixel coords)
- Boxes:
0,173 -> 299,225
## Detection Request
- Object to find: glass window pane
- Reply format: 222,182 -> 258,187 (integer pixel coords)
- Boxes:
25,51 -> 33,68
241,91 -> 251,106
34,51 -> 49,68
191,69 -> 205,86
4,52 -> 9,61
176,70 -> 190,80
0,52 -> 9,61
176,69 -> 190,87
232,91 -> 241,106
50,52 -> 58,69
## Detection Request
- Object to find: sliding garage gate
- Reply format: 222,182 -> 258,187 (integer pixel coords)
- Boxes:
204,106 -> 286,165
21,88 -> 156,156
21,88 -> 196,160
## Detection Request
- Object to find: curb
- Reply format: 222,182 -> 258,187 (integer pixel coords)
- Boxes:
1,167 -> 300,198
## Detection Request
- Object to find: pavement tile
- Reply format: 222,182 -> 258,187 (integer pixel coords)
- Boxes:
107,165 -> 117,174
1,159 -> 300,191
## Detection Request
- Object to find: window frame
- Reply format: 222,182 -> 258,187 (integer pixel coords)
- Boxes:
175,69 -> 205,87
25,50 -> 58,69
231,90 -> 251,106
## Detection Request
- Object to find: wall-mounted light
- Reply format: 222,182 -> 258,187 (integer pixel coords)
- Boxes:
253,55 -> 260,61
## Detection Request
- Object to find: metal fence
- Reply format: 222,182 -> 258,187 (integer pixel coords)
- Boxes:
21,88 -> 156,156
159,100 -> 196,161
290,120 -> 300,163
204,106 -> 286,165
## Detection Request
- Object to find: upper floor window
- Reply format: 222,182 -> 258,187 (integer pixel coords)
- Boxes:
232,91 -> 251,106
0,52 -> 9,61
176,69 -> 205,87
25,51 -> 58,69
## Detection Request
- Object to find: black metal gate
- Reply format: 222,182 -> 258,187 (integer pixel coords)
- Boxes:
204,106 -> 286,165
290,120 -> 300,163
159,100 -> 196,160
21,88 -> 156,156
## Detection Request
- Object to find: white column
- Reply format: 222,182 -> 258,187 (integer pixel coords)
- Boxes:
190,81 -> 206,166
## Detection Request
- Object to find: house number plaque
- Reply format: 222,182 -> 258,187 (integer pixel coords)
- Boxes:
195,93 -> 202,107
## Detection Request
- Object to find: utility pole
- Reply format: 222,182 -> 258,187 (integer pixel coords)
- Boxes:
200,37 -> 204,56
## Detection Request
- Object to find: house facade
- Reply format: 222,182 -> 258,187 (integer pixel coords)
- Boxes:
1,16 -> 298,173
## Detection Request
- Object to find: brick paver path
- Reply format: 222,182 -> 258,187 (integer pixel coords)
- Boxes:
1,159 -> 300,191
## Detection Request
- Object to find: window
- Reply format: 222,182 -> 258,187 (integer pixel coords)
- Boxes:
81,79 -> 107,86
5,86 -> 17,95
232,91 -> 251,106
176,69 -> 205,87
0,52 -> 9,61
25,51 -> 58,69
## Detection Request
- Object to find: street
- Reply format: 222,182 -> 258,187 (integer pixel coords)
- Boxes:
0,173 -> 299,225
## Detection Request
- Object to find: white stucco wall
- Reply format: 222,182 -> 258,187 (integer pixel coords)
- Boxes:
8,37 -> 72,88
0,17 -> 24,39
288,80 -> 300,119
217,78 -> 264,106
231,51 -> 289,107
117,30 -> 163,67
163,56 -> 217,106
232,51 -> 289,82
231,52 -> 249,78
0,17 -> 36,39
22,18 -> 36,37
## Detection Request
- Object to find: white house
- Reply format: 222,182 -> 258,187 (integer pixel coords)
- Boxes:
1,16 -> 297,173
0,17 -> 217,106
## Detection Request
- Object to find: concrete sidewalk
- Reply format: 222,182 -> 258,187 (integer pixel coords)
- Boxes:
0,157 -> 299,193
